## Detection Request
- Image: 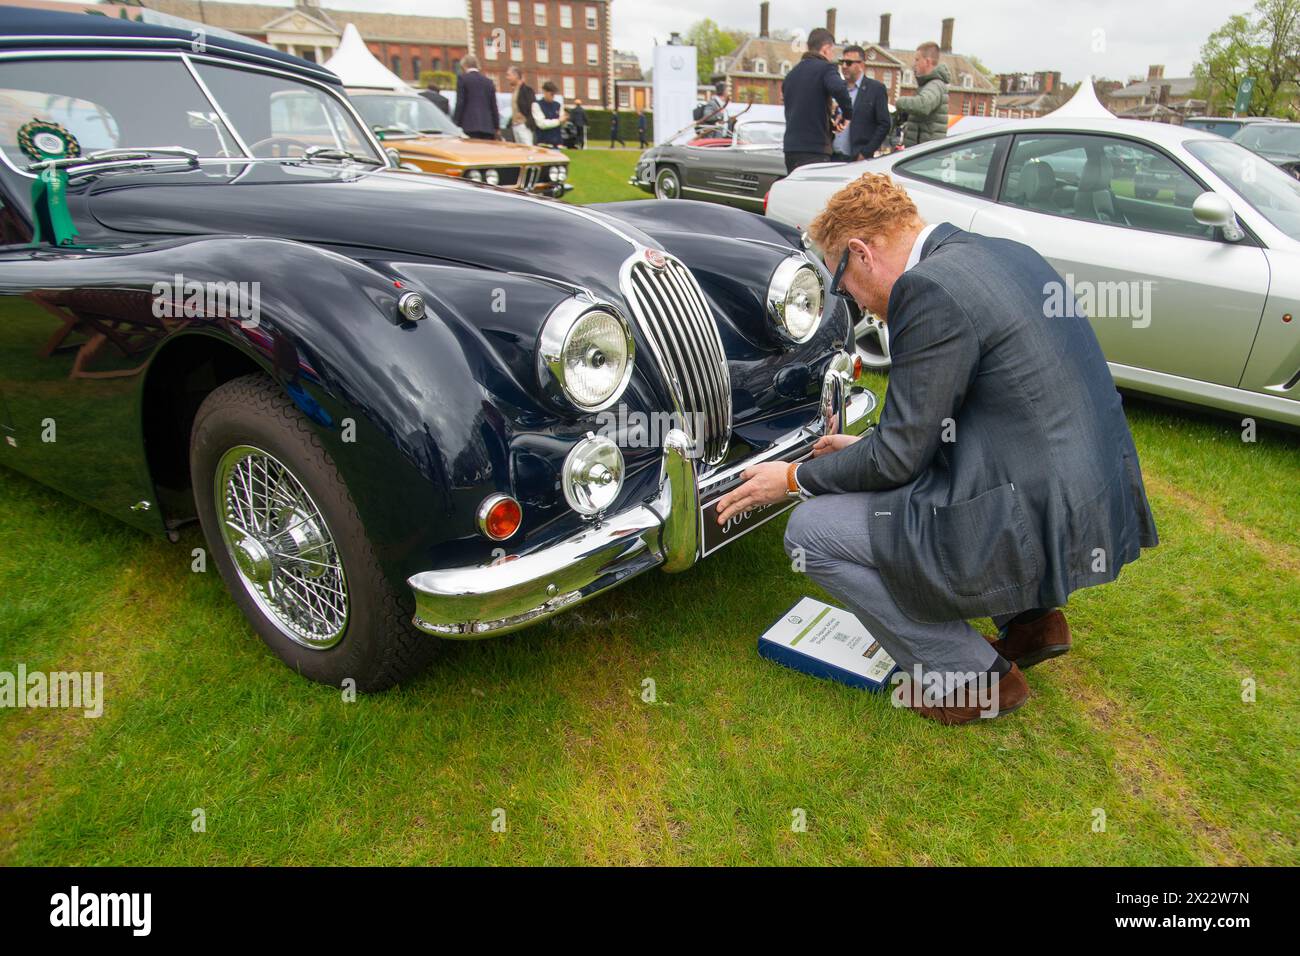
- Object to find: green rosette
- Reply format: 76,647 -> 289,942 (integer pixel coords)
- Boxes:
17,119 -> 82,246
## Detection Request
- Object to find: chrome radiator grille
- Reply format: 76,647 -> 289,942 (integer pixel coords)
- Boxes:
622,253 -> 732,465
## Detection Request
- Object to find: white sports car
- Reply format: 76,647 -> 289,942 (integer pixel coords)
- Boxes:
766,112 -> 1300,428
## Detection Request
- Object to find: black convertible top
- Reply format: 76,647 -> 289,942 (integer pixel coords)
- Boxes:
0,4 -> 340,85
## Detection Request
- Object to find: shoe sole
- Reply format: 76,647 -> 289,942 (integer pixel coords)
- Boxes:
1013,643 -> 1071,670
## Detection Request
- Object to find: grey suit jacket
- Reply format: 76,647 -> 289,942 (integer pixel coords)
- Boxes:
797,223 -> 1158,622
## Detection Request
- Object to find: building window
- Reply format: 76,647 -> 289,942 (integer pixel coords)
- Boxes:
411,57 -> 421,78
752,57 -> 766,74
902,69 -> 914,85
391,54 -> 402,73
484,38 -> 497,60
510,38 -> 522,61
586,43 -> 598,66
585,5 -> 597,29
779,60 -> 791,75
507,1 -> 520,24
961,72 -> 974,89
534,2 -> 546,26
588,77 -> 600,101
561,41 -> 573,64
481,0 -> 495,21
618,87 -> 629,108
560,4 -> 572,28
563,76 -> 576,99
536,39 -> 549,63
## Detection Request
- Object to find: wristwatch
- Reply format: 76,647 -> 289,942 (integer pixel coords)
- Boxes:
785,461 -> 810,500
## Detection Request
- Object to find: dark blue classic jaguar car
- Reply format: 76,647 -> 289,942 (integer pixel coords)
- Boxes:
0,7 -> 875,689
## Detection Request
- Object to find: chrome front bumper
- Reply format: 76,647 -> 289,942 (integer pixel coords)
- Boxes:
408,356 -> 877,638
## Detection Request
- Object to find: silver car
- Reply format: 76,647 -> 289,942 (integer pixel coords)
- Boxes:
766,116 -> 1300,427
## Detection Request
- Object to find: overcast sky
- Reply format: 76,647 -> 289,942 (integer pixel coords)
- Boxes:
73,0 -> 1258,83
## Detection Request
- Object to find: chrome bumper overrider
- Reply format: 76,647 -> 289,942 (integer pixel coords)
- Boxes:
408,357 -> 876,638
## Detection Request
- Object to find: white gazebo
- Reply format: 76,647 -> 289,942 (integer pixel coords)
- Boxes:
323,24 -> 411,91
1045,76 -> 1115,119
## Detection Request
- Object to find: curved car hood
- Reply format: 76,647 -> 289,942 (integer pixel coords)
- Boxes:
388,135 -> 565,165
85,165 -> 651,297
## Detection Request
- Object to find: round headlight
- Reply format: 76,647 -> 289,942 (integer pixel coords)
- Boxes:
538,302 -> 635,411
467,169 -> 483,181
766,256 -> 825,344
484,168 -> 500,186
548,165 -> 561,182
557,165 -> 567,181
563,435 -> 624,516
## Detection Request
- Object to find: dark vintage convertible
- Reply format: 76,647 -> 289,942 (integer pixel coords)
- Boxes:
0,8 -> 875,690
630,118 -> 788,210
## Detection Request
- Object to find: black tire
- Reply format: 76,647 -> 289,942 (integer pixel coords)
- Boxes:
654,165 -> 681,200
190,373 -> 437,692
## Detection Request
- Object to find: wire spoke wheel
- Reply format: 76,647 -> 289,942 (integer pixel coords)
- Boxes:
215,444 -> 348,650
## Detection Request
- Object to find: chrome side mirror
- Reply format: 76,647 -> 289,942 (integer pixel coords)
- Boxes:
1193,192 -> 1244,242
384,146 -> 401,169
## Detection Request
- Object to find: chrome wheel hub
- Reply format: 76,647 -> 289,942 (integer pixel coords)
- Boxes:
215,445 -> 348,650
854,313 -> 892,369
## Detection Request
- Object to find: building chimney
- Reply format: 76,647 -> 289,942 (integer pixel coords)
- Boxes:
1147,64 -> 1164,81
940,18 -> 954,53
759,2 -> 770,39
826,8 -> 837,38
1158,82 -> 1170,106
879,13 -> 891,47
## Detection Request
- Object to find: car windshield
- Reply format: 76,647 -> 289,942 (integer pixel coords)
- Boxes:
352,94 -> 463,137
1232,124 -> 1300,153
1187,138 -> 1300,241
735,122 -> 784,146
0,55 -> 380,173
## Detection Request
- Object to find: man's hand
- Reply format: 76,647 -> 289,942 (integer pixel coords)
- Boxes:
714,461 -> 789,525
832,117 -> 848,133
811,433 -> 861,457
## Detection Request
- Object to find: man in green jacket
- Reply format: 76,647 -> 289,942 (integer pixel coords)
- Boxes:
896,41 -> 949,146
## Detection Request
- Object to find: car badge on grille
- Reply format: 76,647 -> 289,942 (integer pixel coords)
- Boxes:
644,248 -> 667,270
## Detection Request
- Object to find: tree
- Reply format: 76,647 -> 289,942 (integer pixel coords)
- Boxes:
685,19 -> 748,85
1194,0 -> 1300,116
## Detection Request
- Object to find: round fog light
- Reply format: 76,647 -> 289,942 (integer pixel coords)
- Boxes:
562,435 -> 624,516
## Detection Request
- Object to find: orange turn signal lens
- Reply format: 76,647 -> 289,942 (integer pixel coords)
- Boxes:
853,354 -> 863,380
478,493 -> 522,541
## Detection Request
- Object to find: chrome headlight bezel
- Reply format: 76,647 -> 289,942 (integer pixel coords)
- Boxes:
766,255 -> 825,345
537,299 -> 636,412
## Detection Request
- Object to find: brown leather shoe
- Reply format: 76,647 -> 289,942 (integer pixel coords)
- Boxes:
992,609 -> 1071,669
900,664 -> 1029,725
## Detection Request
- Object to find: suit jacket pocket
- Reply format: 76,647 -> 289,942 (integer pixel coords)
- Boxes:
934,483 -> 1041,597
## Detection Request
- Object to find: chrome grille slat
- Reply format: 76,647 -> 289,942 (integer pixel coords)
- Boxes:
621,253 -> 732,465
660,265 -> 730,438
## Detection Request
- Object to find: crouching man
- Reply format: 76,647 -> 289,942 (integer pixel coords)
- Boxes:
714,174 -> 1158,724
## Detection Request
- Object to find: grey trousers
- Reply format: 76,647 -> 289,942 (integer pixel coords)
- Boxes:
784,493 -> 1022,694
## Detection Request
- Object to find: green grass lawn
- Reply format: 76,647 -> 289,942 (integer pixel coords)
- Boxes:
560,147 -> 653,204
1,154 -> 1297,866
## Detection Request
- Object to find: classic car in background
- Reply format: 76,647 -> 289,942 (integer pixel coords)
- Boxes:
322,22 -> 570,196
348,88 -> 570,196
766,109 -> 1300,428
1231,122 -> 1300,180
630,118 -> 787,209
1182,115 -> 1283,139
0,8 -> 874,690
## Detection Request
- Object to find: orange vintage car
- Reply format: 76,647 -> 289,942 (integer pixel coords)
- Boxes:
348,88 -> 571,198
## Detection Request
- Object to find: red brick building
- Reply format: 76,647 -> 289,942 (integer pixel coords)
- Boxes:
466,0 -> 614,106
103,1 -> 467,81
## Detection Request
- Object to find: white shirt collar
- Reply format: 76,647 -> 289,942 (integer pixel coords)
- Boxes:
905,223 -> 938,273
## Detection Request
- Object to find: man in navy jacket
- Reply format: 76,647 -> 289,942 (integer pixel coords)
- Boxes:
832,45 -> 891,162
453,55 -> 499,140
715,174 -> 1158,724
782,27 -> 854,173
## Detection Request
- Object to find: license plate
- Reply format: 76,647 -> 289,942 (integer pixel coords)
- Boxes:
697,452 -> 811,557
